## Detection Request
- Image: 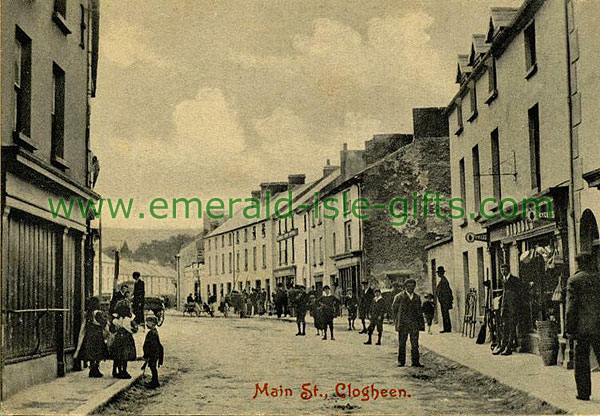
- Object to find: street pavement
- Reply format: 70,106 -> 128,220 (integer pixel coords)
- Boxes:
100,314 -> 563,414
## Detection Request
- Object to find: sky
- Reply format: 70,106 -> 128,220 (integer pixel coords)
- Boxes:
91,0 -> 522,229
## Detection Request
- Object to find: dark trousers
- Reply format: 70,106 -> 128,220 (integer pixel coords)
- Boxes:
574,335 -> 600,399
275,302 -> 283,318
500,311 -> 517,351
148,359 -> 159,385
367,318 -> 383,335
441,308 -> 452,332
133,302 -> 145,325
398,330 -> 420,365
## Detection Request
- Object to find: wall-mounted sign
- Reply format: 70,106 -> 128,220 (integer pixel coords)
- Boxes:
465,232 -> 489,243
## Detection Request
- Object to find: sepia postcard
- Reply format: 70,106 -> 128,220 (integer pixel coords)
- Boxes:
1,0 -> 599,414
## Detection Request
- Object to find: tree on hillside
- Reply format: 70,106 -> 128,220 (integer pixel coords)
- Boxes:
132,233 -> 197,266
120,241 -> 132,258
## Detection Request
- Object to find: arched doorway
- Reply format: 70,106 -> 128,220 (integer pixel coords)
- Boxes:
580,209 -> 599,270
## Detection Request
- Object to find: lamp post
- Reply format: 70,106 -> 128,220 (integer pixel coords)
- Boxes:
175,254 -> 181,310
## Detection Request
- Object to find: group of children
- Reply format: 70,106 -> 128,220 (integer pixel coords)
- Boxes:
74,295 -> 164,389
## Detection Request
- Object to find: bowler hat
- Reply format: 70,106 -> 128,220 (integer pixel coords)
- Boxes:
436,266 -> 445,273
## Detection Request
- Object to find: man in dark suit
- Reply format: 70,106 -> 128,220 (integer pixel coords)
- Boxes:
493,264 -> 522,356
566,252 -> 600,401
132,271 -> 145,326
392,278 -> 425,367
358,281 -> 374,334
364,289 -> 386,345
436,266 -> 453,333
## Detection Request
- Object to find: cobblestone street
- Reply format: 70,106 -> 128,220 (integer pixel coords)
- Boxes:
100,315 -> 563,414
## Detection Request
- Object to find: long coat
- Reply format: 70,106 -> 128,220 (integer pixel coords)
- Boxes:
133,279 -> 145,307
436,277 -> 453,310
566,270 -> 600,338
392,291 -> 425,333
143,328 -> 164,365
500,274 -> 522,315
358,288 -> 374,318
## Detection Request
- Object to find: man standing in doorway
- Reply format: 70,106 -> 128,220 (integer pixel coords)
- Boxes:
566,253 -> 600,401
392,278 -> 424,367
436,266 -> 453,333
358,281 -> 374,334
493,264 -> 521,356
132,271 -> 145,327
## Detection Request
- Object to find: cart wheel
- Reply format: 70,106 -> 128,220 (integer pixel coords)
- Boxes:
157,309 -> 165,326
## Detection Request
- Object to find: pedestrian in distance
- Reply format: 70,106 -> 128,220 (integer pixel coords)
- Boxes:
292,285 -> 309,336
364,289 -> 386,345
309,293 -> 324,336
392,278 -> 425,367
358,281 -> 374,334
74,296 -> 109,378
344,289 -> 358,330
132,272 -> 145,328
492,264 -> 523,356
565,252 -> 600,401
109,284 -> 128,315
422,293 -> 435,334
318,285 -> 340,341
186,293 -> 194,304
110,299 -> 138,379
436,267 -> 453,333
142,315 -> 164,389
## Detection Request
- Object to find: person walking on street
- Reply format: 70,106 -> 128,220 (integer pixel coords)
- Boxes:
358,281 -> 374,334
392,278 -> 424,367
566,252 -> 600,401
344,289 -> 358,330
292,285 -> 309,336
422,293 -> 435,335
110,300 -> 138,379
75,297 -> 109,378
492,264 -> 522,356
364,289 -> 386,345
132,272 -> 145,327
436,267 -> 453,333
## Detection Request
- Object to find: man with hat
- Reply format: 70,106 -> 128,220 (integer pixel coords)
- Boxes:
143,315 -> 164,389
493,263 -> 522,356
392,278 -> 425,367
358,281 -> 374,334
566,252 -> 600,401
436,266 -> 453,333
291,285 -> 309,336
364,288 -> 386,345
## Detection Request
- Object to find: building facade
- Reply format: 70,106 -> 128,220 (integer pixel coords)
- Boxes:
1,0 -> 100,398
446,0 -> 600,361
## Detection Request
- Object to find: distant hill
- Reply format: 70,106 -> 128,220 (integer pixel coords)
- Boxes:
102,227 -> 199,252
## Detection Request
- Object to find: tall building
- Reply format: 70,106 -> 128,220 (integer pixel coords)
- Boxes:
1,0 -> 101,398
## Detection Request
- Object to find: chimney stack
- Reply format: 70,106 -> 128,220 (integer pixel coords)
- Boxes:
288,174 -> 306,187
251,190 -> 261,200
323,159 -> 339,177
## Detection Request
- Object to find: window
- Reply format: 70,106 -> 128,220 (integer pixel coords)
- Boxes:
236,231 -> 239,244
463,252 -> 470,302
304,239 -> 308,264
252,226 -> 256,240
459,158 -> 467,215
53,0 -> 71,35
528,104 -> 541,191
221,235 -> 224,248
311,210 -> 315,227
278,241 -> 282,266
221,254 -> 225,274
303,214 -> 307,232
244,249 -> 248,271
319,237 -> 323,265
343,190 -> 351,215
455,98 -> 464,135
472,145 -> 481,212
291,238 -> 295,263
236,251 -> 240,271
229,233 -> 232,246
468,81 -> 477,121
285,217 -> 289,233
278,219 -> 282,235
14,28 -> 32,143
253,246 -> 257,270
262,245 -> 267,268
487,56 -> 498,101
491,128 -> 501,201
208,256 -> 211,275
261,224 -> 266,238
244,228 -> 248,242
332,232 -> 336,256
524,22 -> 537,77
215,255 -> 219,274
79,4 -> 86,48
312,238 -> 317,266
284,240 -> 288,264
54,0 -> 66,17
344,221 -> 352,252
208,239 -> 211,250
52,63 -> 67,167
229,253 -> 232,273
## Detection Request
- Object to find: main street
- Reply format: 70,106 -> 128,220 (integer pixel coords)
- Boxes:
101,315 -> 562,415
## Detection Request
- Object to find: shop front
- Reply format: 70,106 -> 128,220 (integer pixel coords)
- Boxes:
483,192 -> 570,360
274,265 -> 296,289
332,251 -> 362,297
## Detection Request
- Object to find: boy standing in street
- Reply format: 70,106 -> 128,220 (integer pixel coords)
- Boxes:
143,315 -> 164,389
364,289 -> 385,345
